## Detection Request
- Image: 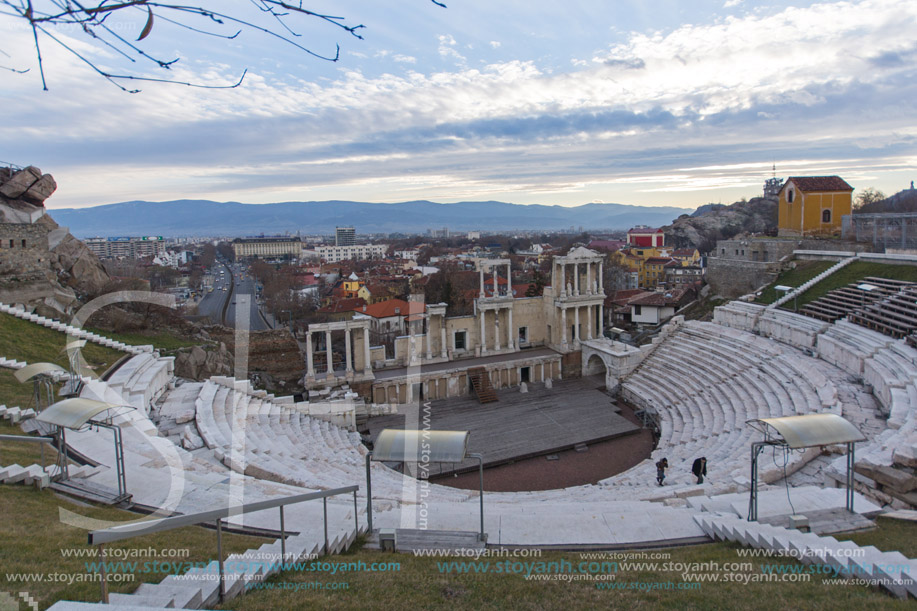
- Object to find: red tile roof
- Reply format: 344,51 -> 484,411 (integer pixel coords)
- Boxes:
627,227 -> 663,234
353,298 -> 425,318
784,176 -> 853,192
604,289 -> 649,307
588,239 -> 626,251
318,298 -> 365,314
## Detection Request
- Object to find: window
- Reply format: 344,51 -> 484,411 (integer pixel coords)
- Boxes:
454,330 -> 467,351
822,209 -> 831,223
520,366 -> 531,383
787,188 -> 795,203
21,239 -> 26,248
634,305 -> 642,316
721,248 -> 725,255
518,326 -> 528,343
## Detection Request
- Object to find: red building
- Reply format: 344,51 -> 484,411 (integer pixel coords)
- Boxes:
626,226 -> 665,247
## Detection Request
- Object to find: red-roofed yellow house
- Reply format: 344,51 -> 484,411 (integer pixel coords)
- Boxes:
778,176 -> 853,237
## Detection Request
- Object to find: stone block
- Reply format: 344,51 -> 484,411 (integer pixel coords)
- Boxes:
0,166 -> 41,199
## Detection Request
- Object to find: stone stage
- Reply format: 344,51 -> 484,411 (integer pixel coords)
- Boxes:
365,375 -> 641,476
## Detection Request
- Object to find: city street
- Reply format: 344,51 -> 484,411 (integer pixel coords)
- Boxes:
195,262 -> 270,330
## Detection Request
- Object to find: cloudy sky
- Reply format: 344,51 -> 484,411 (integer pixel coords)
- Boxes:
1,0 -> 915,210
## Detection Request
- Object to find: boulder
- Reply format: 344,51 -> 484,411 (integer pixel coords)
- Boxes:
174,343 -> 232,381
0,166 -> 42,199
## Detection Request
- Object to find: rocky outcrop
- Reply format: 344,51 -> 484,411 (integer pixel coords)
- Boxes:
0,165 -> 109,314
664,197 -> 777,253
0,166 -> 57,206
174,343 -> 233,380
36,214 -> 110,296
207,327 -> 304,390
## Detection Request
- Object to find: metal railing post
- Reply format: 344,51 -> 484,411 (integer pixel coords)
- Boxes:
98,544 -> 108,603
279,505 -> 286,561
216,519 -> 225,602
365,453 -> 373,534
323,497 -> 329,555
352,489 -> 359,535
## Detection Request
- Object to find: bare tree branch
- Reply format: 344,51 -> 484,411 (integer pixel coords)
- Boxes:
0,0 -> 445,92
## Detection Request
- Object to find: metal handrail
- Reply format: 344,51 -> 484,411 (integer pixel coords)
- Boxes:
87,484 -> 359,603
0,434 -> 56,470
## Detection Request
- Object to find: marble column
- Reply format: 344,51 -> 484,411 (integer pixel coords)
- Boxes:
325,330 -> 333,378
494,310 -> 501,351
306,331 -> 315,379
560,264 -> 566,297
493,266 -> 498,295
345,327 -> 353,374
480,309 -> 487,354
574,263 -> 579,296
598,261 -> 604,292
363,327 -> 372,375
506,263 -> 512,295
586,305 -> 592,340
561,307 -> 568,348
440,318 -> 447,359
598,303 -> 604,336
479,268 -> 485,298
507,305 -> 515,350
574,306 -> 580,344
424,316 -> 432,361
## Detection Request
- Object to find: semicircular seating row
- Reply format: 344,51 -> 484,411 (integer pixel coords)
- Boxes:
715,303 -> 917,480
605,320 -> 881,498
190,380 -> 476,505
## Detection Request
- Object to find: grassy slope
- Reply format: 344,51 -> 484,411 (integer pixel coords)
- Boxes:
792,261 -> 917,309
82,326 -> 202,353
0,486 -> 269,609
222,535 -> 914,611
756,260 -> 917,309
755,261 -> 835,305
0,312 -> 125,374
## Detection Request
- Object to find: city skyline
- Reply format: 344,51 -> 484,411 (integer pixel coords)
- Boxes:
1,0 -> 915,210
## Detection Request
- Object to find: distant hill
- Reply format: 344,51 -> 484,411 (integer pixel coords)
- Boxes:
664,197 -> 778,253
855,188 -> 917,214
48,199 -> 693,238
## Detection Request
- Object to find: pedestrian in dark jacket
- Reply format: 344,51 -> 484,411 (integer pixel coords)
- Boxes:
656,457 -> 668,486
692,457 -> 707,484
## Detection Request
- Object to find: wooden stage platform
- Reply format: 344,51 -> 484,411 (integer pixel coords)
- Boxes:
365,375 -> 641,476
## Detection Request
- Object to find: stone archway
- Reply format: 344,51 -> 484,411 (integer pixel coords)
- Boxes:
581,338 -> 644,391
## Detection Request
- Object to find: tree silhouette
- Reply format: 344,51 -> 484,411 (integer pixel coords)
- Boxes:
0,1 -> 445,92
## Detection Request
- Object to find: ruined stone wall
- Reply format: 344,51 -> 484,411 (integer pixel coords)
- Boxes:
706,258 -> 780,299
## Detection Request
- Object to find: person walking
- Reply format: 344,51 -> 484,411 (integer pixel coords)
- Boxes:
656,457 -> 668,486
692,456 -> 707,484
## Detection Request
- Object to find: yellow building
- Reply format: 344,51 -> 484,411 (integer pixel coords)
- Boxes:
777,176 -> 853,237
341,272 -> 370,300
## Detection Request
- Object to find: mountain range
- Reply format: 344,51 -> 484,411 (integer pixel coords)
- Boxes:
48,199 -> 693,238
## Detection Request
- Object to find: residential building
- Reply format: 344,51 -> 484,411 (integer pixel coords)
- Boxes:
315,243 -> 387,262
85,236 -> 166,259
335,226 -> 356,246
231,236 -> 302,259
665,263 -> 704,288
627,226 -> 665,247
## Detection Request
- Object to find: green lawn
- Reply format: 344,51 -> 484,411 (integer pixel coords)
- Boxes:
837,516 -> 917,559
0,486 -> 270,610
221,534 -> 913,611
791,261 -> 917,309
0,313 -> 125,374
82,326 -> 203,353
755,261 -> 835,305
